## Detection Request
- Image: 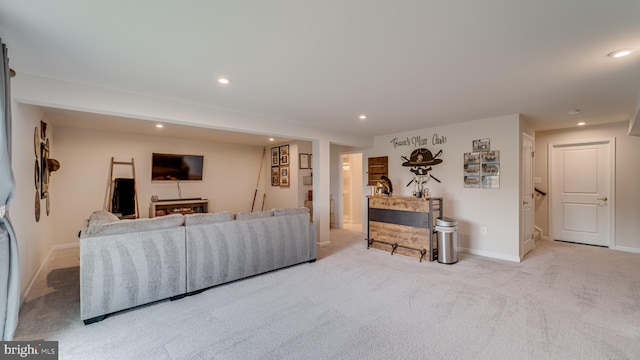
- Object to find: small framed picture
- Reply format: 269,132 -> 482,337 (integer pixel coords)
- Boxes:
309,154 -> 312,169
464,176 -> 480,188
481,150 -> 499,163
464,164 -> 480,176
279,145 -> 290,165
271,166 -> 280,186
279,165 -> 290,187
482,163 -> 500,176
472,138 -> 490,152
271,147 -> 280,166
299,153 -> 309,169
464,152 -> 480,164
482,175 -> 500,189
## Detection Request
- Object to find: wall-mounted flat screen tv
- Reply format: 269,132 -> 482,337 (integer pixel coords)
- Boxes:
151,153 -> 204,181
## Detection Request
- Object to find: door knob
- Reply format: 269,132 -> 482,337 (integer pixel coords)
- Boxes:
598,197 -> 608,201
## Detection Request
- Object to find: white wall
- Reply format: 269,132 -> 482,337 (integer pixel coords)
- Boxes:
263,142 -> 300,211
349,153 -> 363,225
10,105 -> 313,300
13,74 -> 363,249
365,114 -> 522,261
535,122 -> 640,252
297,141 -> 313,208
330,144 -> 361,229
10,103 -> 56,301
50,126 -> 303,245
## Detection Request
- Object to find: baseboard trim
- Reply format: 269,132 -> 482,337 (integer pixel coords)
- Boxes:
21,247 -> 55,307
318,241 -> 331,247
459,247 -> 521,263
20,242 -> 80,307
611,245 -> 640,254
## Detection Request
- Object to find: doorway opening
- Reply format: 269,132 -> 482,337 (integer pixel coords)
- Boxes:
341,153 -> 363,233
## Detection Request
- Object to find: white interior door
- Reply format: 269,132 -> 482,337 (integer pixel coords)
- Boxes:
550,139 -> 613,247
521,133 -> 535,257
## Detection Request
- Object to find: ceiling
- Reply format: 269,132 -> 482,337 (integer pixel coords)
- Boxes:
1,1 -> 639,141
40,106 -> 289,147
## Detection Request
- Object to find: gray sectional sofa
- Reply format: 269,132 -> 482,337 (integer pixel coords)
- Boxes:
79,208 -> 316,324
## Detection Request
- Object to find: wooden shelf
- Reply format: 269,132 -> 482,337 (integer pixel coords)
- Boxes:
149,199 -> 209,217
367,156 -> 388,186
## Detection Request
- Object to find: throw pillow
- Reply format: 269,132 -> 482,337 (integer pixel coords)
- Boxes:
86,210 -> 120,235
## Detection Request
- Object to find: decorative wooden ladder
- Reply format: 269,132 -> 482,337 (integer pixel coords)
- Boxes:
106,157 -> 140,219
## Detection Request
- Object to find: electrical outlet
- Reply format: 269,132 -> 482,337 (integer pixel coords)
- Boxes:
480,227 -> 487,235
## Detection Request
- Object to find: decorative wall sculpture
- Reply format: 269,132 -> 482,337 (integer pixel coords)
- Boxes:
402,147 -> 443,197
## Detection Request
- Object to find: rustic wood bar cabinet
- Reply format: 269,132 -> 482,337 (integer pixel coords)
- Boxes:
367,195 -> 443,262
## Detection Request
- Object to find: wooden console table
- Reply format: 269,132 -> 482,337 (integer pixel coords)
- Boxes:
149,199 -> 209,217
366,195 -> 442,262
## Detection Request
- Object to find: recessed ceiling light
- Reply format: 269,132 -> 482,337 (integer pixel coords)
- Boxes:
607,49 -> 633,58
359,114 -> 367,120
268,138 -> 275,142
567,109 -> 580,115
155,124 -> 164,128
577,121 -> 586,126
218,77 -> 231,85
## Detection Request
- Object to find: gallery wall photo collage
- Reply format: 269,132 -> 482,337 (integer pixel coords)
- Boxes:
463,138 -> 500,189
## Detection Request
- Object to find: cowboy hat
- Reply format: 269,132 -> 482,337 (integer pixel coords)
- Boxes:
401,148 -> 442,167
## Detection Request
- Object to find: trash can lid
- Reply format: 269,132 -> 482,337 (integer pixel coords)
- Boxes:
436,217 -> 458,227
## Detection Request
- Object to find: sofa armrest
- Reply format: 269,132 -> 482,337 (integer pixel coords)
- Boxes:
80,226 -> 186,321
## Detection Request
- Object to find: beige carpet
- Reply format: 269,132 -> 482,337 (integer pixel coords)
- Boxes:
14,229 -> 640,359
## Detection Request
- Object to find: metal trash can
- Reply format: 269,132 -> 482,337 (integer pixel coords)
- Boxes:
436,217 -> 458,264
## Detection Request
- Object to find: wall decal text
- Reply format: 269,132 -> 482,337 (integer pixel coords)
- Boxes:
390,133 -> 447,149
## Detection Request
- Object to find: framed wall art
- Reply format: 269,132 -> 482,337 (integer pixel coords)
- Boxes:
463,152 -> 480,188
279,165 -> 290,187
299,153 -> 309,169
472,138 -> 490,152
464,147 -> 500,189
271,166 -> 280,186
481,150 -> 500,189
271,147 -> 280,166
279,145 -> 290,165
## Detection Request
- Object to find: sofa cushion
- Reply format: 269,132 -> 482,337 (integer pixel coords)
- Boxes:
235,209 -> 274,220
184,211 -> 234,226
86,214 -> 185,236
273,207 -> 310,216
87,210 -> 120,235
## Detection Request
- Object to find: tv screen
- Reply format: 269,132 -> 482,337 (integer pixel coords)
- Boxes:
151,153 -> 204,181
